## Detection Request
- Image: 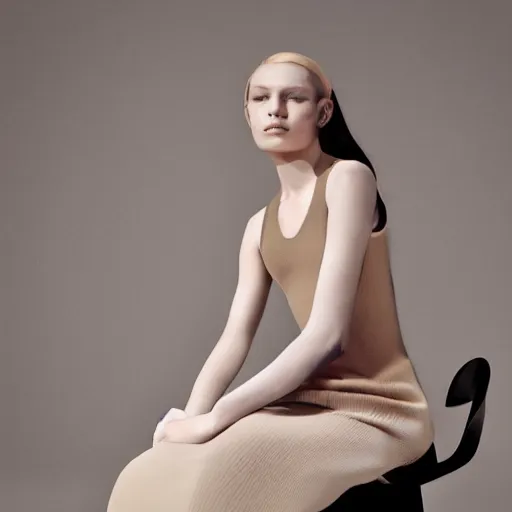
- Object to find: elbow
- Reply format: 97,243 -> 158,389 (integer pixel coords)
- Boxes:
307,333 -> 344,376
326,338 -> 344,359
305,323 -> 346,356
324,323 -> 346,351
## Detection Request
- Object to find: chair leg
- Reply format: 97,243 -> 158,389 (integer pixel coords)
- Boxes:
320,481 -> 424,511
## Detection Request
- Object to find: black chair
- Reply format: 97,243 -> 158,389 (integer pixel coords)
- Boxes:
322,357 -> 491,511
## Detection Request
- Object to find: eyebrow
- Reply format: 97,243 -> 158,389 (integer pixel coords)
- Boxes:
250,85 -> 310,93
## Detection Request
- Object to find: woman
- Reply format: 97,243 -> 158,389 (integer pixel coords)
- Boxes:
107,52 -> 434,512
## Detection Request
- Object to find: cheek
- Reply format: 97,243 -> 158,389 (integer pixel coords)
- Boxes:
246,103 -> 261,117
295,105 -> 317,123
287,104 -> 316,128
286,118 -> 317,141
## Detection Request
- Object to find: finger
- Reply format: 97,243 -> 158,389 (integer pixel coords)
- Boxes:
153,422 -> 165,443
168,408 -> 186,417
156,427 -> 166,441
162,409 -> 180,423
159,408 -> 175,423
163,413 -> 184,425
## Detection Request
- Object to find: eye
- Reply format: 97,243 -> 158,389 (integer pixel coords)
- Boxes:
251,95 -> 268,101
288,95 -> 306,102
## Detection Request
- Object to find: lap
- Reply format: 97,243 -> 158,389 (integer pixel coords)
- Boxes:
108,403 -> 413,512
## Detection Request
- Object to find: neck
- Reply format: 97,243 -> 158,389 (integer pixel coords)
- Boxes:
267,140 -> 330,198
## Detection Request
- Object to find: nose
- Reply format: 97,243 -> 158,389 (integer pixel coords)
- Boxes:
268,96 -> 287,118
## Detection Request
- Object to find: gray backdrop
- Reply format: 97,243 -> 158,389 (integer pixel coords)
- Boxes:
1,1 -> 511,510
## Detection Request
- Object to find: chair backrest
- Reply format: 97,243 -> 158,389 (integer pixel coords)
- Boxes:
384,357 -> 491,486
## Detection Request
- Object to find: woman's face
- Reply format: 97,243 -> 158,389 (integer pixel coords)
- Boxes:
245,63 -> 327,154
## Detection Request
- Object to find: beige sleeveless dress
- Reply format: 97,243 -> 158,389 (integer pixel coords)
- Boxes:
106,160 -> 434,512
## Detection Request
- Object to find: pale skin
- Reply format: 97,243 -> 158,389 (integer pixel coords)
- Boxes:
155,62 -> 379,445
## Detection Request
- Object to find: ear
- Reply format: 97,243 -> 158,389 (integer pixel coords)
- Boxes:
317,98 -> 334,128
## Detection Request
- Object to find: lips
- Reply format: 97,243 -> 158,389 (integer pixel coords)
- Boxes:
264,124 -> 288,131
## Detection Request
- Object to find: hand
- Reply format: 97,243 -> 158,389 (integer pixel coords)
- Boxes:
152,408 -> 188,447
155,412 -> 219,445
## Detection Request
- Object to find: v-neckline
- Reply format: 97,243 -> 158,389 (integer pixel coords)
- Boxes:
276,160 -> 337,241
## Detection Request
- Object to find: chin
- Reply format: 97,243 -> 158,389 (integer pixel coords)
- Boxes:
254,138 -> 306,154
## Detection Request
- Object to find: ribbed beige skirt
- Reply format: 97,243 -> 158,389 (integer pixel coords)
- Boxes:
106,401 -> 432,512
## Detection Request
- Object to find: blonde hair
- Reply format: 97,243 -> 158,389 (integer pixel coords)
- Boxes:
243,52 -> 332,122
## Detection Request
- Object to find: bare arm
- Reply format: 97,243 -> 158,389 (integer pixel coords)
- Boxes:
211,160 -> 377,430
184,208 -> 272,416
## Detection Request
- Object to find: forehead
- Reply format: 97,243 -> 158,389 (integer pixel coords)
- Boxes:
249,62 -> 314,91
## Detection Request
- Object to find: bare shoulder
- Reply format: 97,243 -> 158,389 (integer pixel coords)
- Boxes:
248,205 -> 267,252
325,159 -> 378,228
325,159 -> 376,195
